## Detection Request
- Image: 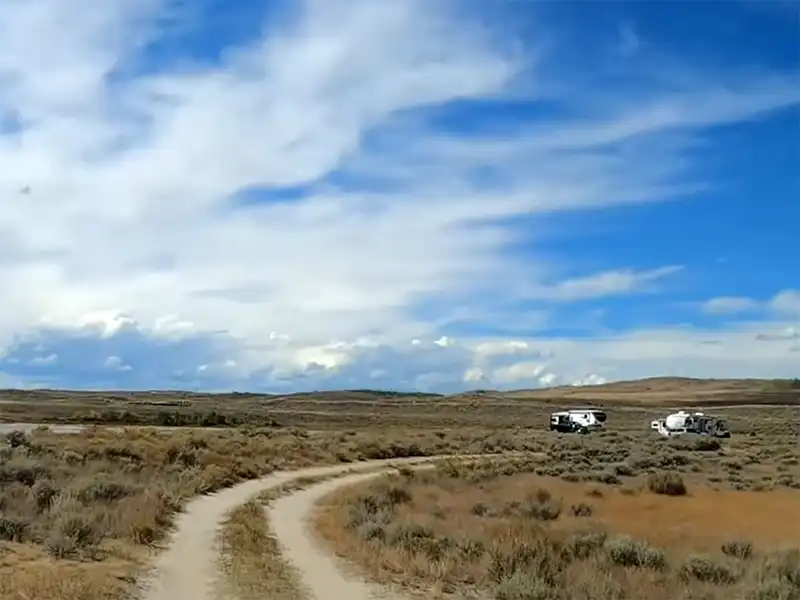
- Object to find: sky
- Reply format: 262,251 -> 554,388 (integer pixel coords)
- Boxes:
0,0 -> 798,393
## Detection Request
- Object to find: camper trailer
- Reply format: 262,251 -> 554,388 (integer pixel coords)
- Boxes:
650,410 -> 731,438
549,409 -> 607,434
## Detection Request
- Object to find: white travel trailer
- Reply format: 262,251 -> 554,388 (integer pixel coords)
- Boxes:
549,408 -> 607,434
650,410 -> 731,438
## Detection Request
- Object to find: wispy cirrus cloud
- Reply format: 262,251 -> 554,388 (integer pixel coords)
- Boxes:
532,266 -> 684,302
0,0 -> 797,391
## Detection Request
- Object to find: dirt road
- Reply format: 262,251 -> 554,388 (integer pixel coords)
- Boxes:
0,422 -> 238,435
269,467 -> 435,600
137,455 -> 487,600
0,423 -> 89,434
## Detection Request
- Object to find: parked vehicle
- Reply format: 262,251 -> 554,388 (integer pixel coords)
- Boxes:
549,409 -> 607,434
650,410 -> 731,438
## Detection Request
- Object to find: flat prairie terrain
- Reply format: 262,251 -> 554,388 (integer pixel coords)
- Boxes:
316,429 -> 800,599
0,378 -> 798,600
0,425 -> 534,600
1,377 -> 798,430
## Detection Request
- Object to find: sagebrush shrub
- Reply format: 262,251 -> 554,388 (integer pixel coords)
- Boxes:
605,535 -> 667,571
647,472 -> 687,496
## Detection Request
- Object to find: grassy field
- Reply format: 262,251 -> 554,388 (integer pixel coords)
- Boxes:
0,424 -> 536,600
315,426 -> 800,599
0,378 -> 798,600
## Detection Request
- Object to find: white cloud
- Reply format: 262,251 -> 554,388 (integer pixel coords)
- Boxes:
30,353 -> 57,366
756,327 -> 798,342
572,374 -> 607,387
464,320 -> 799,389
463,366 -> 490,385
0,1 -> 798,391
703,296 -> 761,314
0,315 -> 797,392
0,0 -> 532,351
532,266 -> 683,302
702,290 -> 800,318
771,290 -> 800,317
493,361 -> 547,382
104,355 -> 132,371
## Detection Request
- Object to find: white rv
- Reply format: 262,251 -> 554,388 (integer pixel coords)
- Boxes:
650,410 -> 731,438
549,409 -> 607,434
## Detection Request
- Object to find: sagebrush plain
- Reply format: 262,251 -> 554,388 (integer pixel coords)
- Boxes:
0,377 -> 798,600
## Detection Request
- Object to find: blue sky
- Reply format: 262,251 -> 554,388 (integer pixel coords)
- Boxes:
0,0 -> 797,393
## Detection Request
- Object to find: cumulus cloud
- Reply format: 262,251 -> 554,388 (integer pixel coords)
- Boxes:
0,0 -> 798,391
104,355 -> 132,371
771,291 -> 800,317
572,374 -> 608,387
1,317 -> 797,392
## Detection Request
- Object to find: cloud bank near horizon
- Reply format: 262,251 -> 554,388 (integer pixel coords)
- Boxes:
0,0 -> 797,392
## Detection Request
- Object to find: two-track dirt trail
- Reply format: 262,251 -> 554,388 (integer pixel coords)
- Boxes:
269,468 -> 430,600
137,455 -> 484,600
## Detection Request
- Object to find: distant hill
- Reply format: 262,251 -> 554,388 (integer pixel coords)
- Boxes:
466,377 -> 800,406
1,377 -> 798,408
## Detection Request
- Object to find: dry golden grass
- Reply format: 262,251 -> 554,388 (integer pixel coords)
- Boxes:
315,432 -> 800,599
0,551 -> 134,600
216,471 -> 363,600
217,499 -> 304,600
0,424 -> 537,600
